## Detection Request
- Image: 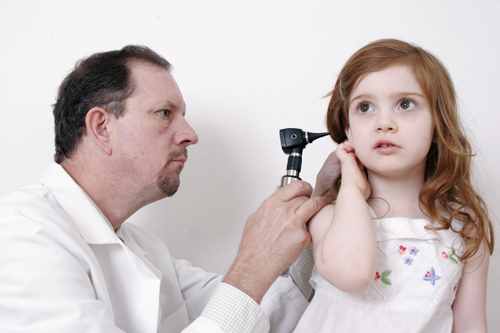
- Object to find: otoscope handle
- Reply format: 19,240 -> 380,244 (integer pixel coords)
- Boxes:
281,152 -> 302,187
280,173 -> 301,187
280,171 -> 300,277
279,169 -> 301,277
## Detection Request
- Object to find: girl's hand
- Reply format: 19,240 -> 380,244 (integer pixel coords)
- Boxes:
336,141 -> 371,200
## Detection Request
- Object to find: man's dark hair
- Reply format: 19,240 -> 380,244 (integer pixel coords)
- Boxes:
53,45 -> 171,163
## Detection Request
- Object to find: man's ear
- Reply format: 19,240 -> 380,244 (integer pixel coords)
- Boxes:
85,107 -> 113,156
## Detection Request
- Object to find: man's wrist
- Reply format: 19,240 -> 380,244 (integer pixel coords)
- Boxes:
223,260 -> 274,304
201,283 -> 269,333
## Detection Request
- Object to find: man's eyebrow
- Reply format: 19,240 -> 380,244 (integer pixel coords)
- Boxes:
153,100 -> 178,111
156,100 -> 176,108
150,99 -> 187,116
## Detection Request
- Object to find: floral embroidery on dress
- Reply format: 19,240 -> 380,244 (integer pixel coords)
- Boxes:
404,256 -> 413,266
442,249 -> 458,264
398,245 -> 407,255
375,270 -> 392,285
449,249 -> 458,264
454,277 -> 462,293
409,246 -> 419,255
423,267 -> 441,286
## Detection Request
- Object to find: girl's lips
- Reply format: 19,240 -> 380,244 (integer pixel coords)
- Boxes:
374,140 -> 400,154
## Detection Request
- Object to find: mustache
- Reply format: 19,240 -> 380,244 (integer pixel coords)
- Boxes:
168,147 -> 188,161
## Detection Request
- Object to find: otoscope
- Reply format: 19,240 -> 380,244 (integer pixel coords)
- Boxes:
279,128 -> 329,277
280,128 -> 330,187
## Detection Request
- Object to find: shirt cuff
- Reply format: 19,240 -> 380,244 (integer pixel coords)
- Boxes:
289,243 -> 315,301
200,283 -> 270,333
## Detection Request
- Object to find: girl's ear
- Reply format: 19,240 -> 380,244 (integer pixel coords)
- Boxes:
431,127 -> 442,156
345,126 -> 352,141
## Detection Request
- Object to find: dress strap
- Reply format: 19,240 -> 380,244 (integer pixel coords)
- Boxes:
367,205 -> 378,219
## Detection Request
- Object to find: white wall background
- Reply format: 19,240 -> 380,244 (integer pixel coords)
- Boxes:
1,0 -> 499,330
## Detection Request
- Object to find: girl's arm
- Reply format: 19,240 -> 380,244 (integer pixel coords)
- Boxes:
452,239 -> 489,332
308,142 -> 378,293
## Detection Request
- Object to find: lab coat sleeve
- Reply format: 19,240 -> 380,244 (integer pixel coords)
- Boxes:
0,214 -> 123,333
173,258 -> 308,333
173,257 -> 222,321
261,276 -> 309,333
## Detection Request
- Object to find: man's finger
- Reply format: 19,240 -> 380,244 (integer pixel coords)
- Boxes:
276,180 -> 313,202
295,196 -> 329,225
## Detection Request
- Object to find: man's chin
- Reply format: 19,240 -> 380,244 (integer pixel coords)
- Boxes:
157,171 -> 181,197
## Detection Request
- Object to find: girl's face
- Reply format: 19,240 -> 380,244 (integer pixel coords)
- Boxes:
345,65 -> 434,179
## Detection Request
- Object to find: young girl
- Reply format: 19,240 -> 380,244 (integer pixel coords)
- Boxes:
294,39 -> 494,332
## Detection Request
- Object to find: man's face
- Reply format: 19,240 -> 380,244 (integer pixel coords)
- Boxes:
111,60 -> 198,203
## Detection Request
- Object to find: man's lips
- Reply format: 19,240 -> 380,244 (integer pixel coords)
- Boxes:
172,157 -> 187,165
169,147 -> 188,166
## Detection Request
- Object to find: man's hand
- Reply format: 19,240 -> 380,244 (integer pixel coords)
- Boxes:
223,181 -> 328,303
312,149 -> 341,198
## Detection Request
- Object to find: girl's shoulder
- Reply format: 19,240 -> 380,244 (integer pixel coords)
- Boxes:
307,203 -> 336,242
308,203 -> 335,227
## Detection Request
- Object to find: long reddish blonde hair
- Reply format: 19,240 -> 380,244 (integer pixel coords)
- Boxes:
324,39 -> 494,260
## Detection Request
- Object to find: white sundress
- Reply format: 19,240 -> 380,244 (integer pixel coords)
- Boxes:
294,208 -> 464,333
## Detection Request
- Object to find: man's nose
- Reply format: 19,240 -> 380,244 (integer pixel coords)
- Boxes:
175,117 -> 199,146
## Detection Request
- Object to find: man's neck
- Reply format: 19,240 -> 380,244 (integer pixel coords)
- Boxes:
60,158 -> 140,230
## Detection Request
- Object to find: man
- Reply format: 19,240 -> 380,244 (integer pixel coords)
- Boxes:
0,45 -> 335,332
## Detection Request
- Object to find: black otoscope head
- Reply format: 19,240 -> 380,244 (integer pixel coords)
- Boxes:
279,128 -> 330,186
280,128 -> 330,155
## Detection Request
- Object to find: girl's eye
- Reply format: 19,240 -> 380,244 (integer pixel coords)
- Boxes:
159,110 -> 171,117
358,102 -> 373,113
399,99 -> 416,111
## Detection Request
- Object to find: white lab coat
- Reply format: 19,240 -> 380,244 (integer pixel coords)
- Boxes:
0,163 -> 307,332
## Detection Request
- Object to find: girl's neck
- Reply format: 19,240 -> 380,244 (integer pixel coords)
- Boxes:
367,170 -> 430,220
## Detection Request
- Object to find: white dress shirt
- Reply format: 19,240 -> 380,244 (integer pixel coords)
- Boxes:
0,163 -> 308,332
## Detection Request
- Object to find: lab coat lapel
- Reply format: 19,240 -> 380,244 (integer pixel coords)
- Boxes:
120,224 -> 191,331
40,163 -> 164,332
39,164 -> 117,320
40,163 -> 120,245
117,226 -> 163,279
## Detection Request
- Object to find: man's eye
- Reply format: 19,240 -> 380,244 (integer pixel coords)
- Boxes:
399,99 -> 416,110
159,110 -> 171,117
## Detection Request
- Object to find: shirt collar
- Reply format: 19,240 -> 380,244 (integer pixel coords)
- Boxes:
40,162 -> 121,245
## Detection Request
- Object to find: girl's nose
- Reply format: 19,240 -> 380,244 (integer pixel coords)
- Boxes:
376,110 -> 398,133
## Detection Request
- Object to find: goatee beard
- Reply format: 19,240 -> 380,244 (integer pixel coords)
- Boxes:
157,147 -> 187,196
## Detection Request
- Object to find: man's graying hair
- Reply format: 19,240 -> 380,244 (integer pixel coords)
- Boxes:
53,45 -> 171,163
